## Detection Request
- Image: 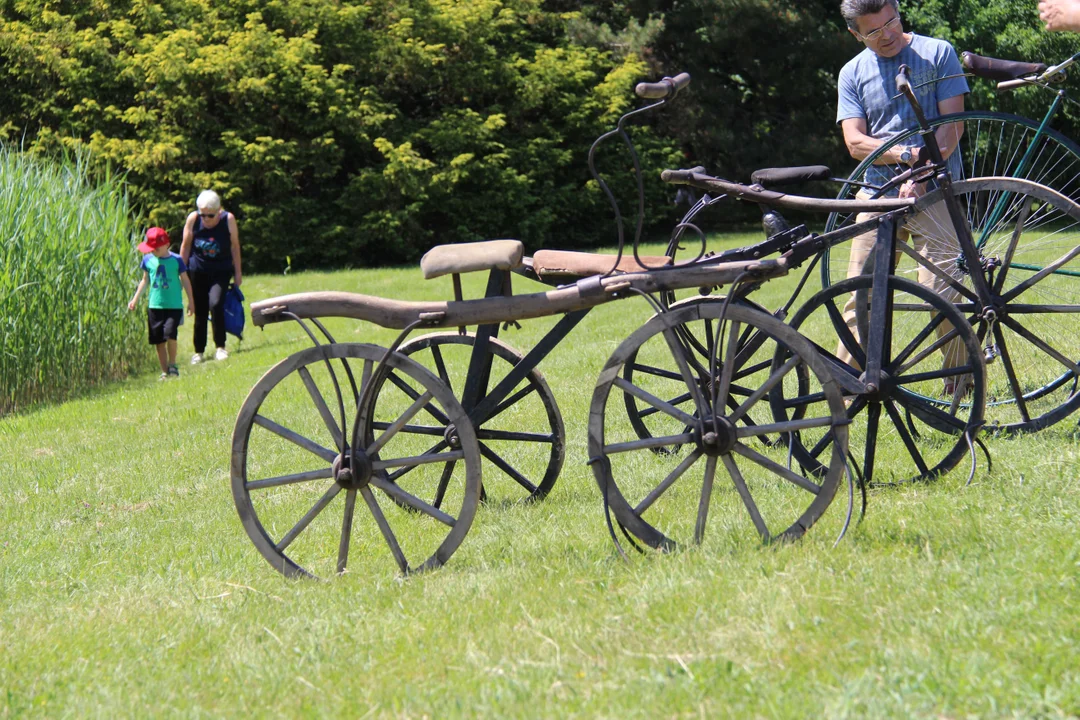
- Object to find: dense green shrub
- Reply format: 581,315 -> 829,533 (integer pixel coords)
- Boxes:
0,147 -> 144,415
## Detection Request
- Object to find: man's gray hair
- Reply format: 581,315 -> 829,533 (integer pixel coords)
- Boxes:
840,0 -> 900,31
196,189 -> 222,212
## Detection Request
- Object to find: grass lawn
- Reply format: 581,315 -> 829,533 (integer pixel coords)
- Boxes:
1,235 -> 1078,718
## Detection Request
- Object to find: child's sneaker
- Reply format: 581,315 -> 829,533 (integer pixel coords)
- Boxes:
167,364 -> 180,378
159,371 -> 169,381
215,347 -> 229,361
191,353 -> 203,365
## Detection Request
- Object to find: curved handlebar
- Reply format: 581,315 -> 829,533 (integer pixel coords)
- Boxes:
635,73 -> 691,99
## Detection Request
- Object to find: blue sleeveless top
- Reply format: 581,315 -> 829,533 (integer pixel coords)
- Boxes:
189,211 -> 234,273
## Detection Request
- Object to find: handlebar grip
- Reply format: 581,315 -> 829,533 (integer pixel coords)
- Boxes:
635,72 -> 692,99
895,65 -> 912,96
661,168 -> 693,184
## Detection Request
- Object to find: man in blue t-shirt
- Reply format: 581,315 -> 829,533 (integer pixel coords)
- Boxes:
834,0 -> 968,387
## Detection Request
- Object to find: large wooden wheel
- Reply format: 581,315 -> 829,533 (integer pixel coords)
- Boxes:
231,343 -> 481,578
588,300 -> 848,550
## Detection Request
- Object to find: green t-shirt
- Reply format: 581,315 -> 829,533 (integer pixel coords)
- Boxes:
141,252 -> 188,309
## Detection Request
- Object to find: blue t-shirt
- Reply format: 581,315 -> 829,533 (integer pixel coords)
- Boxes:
141,252 -> 188,309
837,34 -> 969,194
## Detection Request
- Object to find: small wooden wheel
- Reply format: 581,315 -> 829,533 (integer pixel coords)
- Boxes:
231,343 -> 481,578
589,300 -> 848,550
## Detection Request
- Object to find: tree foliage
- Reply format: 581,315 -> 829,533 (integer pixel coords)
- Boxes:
0,0 -> 1068,269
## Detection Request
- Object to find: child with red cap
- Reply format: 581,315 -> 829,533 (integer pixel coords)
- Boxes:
127,227 -> 195,379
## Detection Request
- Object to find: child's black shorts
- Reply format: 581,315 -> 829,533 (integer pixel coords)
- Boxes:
148,308 -> 183,345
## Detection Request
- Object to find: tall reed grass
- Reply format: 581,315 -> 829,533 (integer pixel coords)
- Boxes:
0,147 -> 145,415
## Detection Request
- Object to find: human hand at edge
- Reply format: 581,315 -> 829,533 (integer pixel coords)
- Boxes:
898,179 -> 926,199
127,299 -> 136,311
1040,0 -> 1080,31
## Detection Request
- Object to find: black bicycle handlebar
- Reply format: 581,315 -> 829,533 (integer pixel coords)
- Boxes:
634,73 -> 691,99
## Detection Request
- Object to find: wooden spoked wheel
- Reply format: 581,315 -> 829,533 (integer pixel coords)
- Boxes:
775,275 -> 986,486
231,343 -> 481,578
621,296 -> 806,455
588,300 -> 848,550
397,333 -> 565,503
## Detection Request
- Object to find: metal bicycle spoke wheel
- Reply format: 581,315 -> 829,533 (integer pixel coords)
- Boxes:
231,343 -> 481,578
589,300 -> 848,551
622,296 -> 805,455
397,332 -> 565,503
823,110 -> 1080,288
777,275 -> 986,486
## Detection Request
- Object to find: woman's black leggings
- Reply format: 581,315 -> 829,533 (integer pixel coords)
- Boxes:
190,268 -> 233,353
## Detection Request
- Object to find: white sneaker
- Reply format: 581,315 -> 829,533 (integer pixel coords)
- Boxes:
191,353 -> 203,365
215,347 -> 229,361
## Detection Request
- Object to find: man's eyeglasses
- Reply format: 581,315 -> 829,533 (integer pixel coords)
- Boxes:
857,15 -> 901,42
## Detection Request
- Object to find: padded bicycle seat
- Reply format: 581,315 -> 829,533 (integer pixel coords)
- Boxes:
750,165 -> 832,188
531,249 -> 671,279
420,239 -> 524,279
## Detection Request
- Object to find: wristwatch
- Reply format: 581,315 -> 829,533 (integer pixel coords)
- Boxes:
899,147 -> 913,165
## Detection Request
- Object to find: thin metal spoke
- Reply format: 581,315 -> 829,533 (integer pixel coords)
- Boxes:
254,415 -> 337,463
367,391 -> 435,455
368,475 -> 457,526
614,376 -> 699,427
732,443 -> 822,494
276,483 -> 342,552
634,449 -> 703,514
722,454 -> 769,540
360,485 -> 409,574
693,455 -> 718,545
298,366 -> 343,449
337,488 -> 357,574
478,442 -> 538,494
247,468 -> 334,490
1001,315 -> 1080,376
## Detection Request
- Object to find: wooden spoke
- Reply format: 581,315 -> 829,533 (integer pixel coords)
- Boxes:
637,391 -> 694,419
693,455 -> 718,545
368,475 -> 457,526
367,391 -> 435,455
254,415 -> 337,463
634,449 -> 703,515
429,344 -> 453,392
275,483 -> 342,552
247,467 -> 334,490
372,449 -> 466,471
298,366 -> 344,449
337,488 -> 357,574
713,320 -> 742,412
613,376 -> 699,427
992,323 -> 1031,423
486,383 -> 539,423
1001,315 -> 1080,376
732,443 -> 821,495
360,485 -> 408,574
478,442 -> 539,494
883,400 -> 928,477
387,440 -> 449,482
475,428 -> 556,443
604,432 -> 696,455
722,454 -> 769,541
385,371 -> 449,426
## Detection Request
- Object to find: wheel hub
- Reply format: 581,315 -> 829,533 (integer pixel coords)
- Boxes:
334,451 -> 372,489
443,424 -> 462,450
700,416 -> 737,456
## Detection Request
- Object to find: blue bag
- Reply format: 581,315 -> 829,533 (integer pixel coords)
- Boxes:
224,284 -> 245,341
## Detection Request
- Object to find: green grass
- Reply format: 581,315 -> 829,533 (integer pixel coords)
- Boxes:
1,237 -> 1079,717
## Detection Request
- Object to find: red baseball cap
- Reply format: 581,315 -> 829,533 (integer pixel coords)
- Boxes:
138,227 -> 170,253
